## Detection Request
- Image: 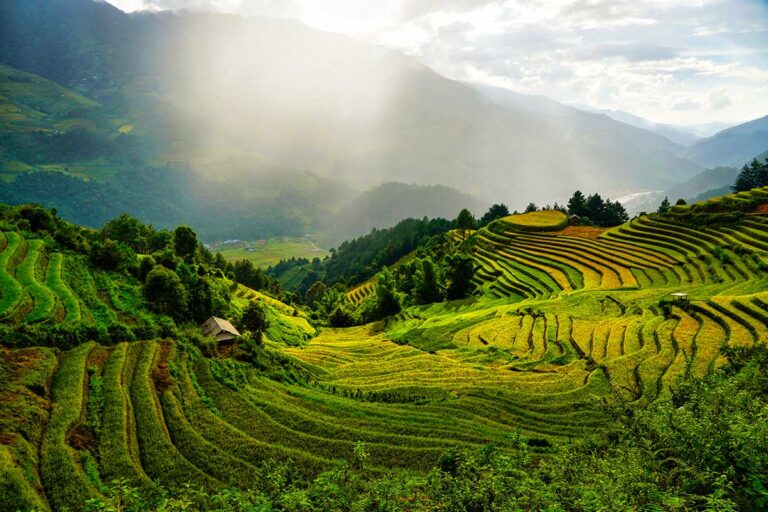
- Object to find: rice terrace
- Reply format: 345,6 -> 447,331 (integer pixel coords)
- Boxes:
2,0 -> 768,510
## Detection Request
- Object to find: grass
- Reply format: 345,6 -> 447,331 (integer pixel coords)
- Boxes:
40,342 -> 100,511
45,253 -> 81,323
0,232 -> 23,317
98,343 -> 154,489
16,241 -> 55,323
216,237 -> 328,269
128,342 -> 217,489
0,445 -> 48,512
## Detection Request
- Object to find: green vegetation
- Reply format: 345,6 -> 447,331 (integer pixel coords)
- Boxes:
1,187 -> 768,511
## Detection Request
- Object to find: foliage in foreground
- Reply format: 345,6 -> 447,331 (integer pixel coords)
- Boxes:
79,346 -> 768,512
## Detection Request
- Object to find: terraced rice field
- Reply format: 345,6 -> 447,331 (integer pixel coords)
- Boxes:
2,208 -> 768,511
0,232 -> 82,323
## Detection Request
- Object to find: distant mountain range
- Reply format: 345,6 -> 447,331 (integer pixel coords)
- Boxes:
685,115 -> 768,168
0,0 -> 765,239
568,104 -> 703,146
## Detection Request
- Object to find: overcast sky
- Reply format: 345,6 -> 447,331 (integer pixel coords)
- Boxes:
106,0 -> 768,126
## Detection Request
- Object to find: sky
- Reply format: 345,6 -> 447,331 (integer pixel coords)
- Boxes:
105,0 -> 768,126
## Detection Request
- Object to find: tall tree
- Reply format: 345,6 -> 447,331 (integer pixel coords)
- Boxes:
456,209 -> 476,241
657,196 -> 671,214
586,193 -> 606,224
413,257 -> 443,305
374,267 -> 401,318
603,200 -> 629,226
241,301 -> 270,344
733,158 -> 768,192
445,253 -> 476,300
524,203 -> 538,213
567,191 -> 589,218
173,226 -> 198,261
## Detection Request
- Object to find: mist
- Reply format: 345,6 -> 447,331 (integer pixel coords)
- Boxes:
122,10 -> 700,211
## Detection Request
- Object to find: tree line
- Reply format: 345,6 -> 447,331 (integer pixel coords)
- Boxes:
733,157 -> 768,192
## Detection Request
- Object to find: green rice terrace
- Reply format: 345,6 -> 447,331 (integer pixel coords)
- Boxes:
2,189 -> 768,510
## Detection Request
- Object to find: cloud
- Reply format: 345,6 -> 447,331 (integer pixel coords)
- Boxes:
594,43 -> 678,62
106,0 -> 768,124
708,88 -> 732,109
671,98 -> 701,110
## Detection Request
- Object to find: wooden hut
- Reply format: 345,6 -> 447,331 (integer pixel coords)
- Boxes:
201,316 -> 241,355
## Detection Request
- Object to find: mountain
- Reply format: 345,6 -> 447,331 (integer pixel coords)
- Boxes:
685,114 -> 768,167
1,0 -> 701,235
470,84 -> 698,150
327,182 -> 484,244
569,104 -> 701,146
666,166 -> 739,201
680,121 -> 735,138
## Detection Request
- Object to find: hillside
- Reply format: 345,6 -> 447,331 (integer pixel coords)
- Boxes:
327,182 -> 484,244
0,0 -> 704,224
686,114 -> 768,167
2,185 -> 768,510
566,102 -> 701,146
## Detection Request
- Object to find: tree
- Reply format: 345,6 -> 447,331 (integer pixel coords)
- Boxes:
241,301 -> 269,344
603,200 -> 629,226
567,191 -> 589,218
233,259 -> 268,290
101,214 -> 152,253
479,204 -> 509,225
585,193 -> 606,225
733,158 -> 768,192
455,209 -> 476,240
18,205 -> 56,233
374,268 -> 401,318
445,253 -> 476,300
90,239 -> 136,272
413,257 -> 443,305
173,226 -> 198,261
142,266 -> 188,320
304,281 -> 327,306
524,203 -> 538,213
675,198 -> 687,206
327,304 -> 354,327
657,196 -> 671,214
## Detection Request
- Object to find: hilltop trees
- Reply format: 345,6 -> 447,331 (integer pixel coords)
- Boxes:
566,191 -> 628,227
479,203 -> 509,225
567,191 -> 588,218
733,158 -> 768,192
